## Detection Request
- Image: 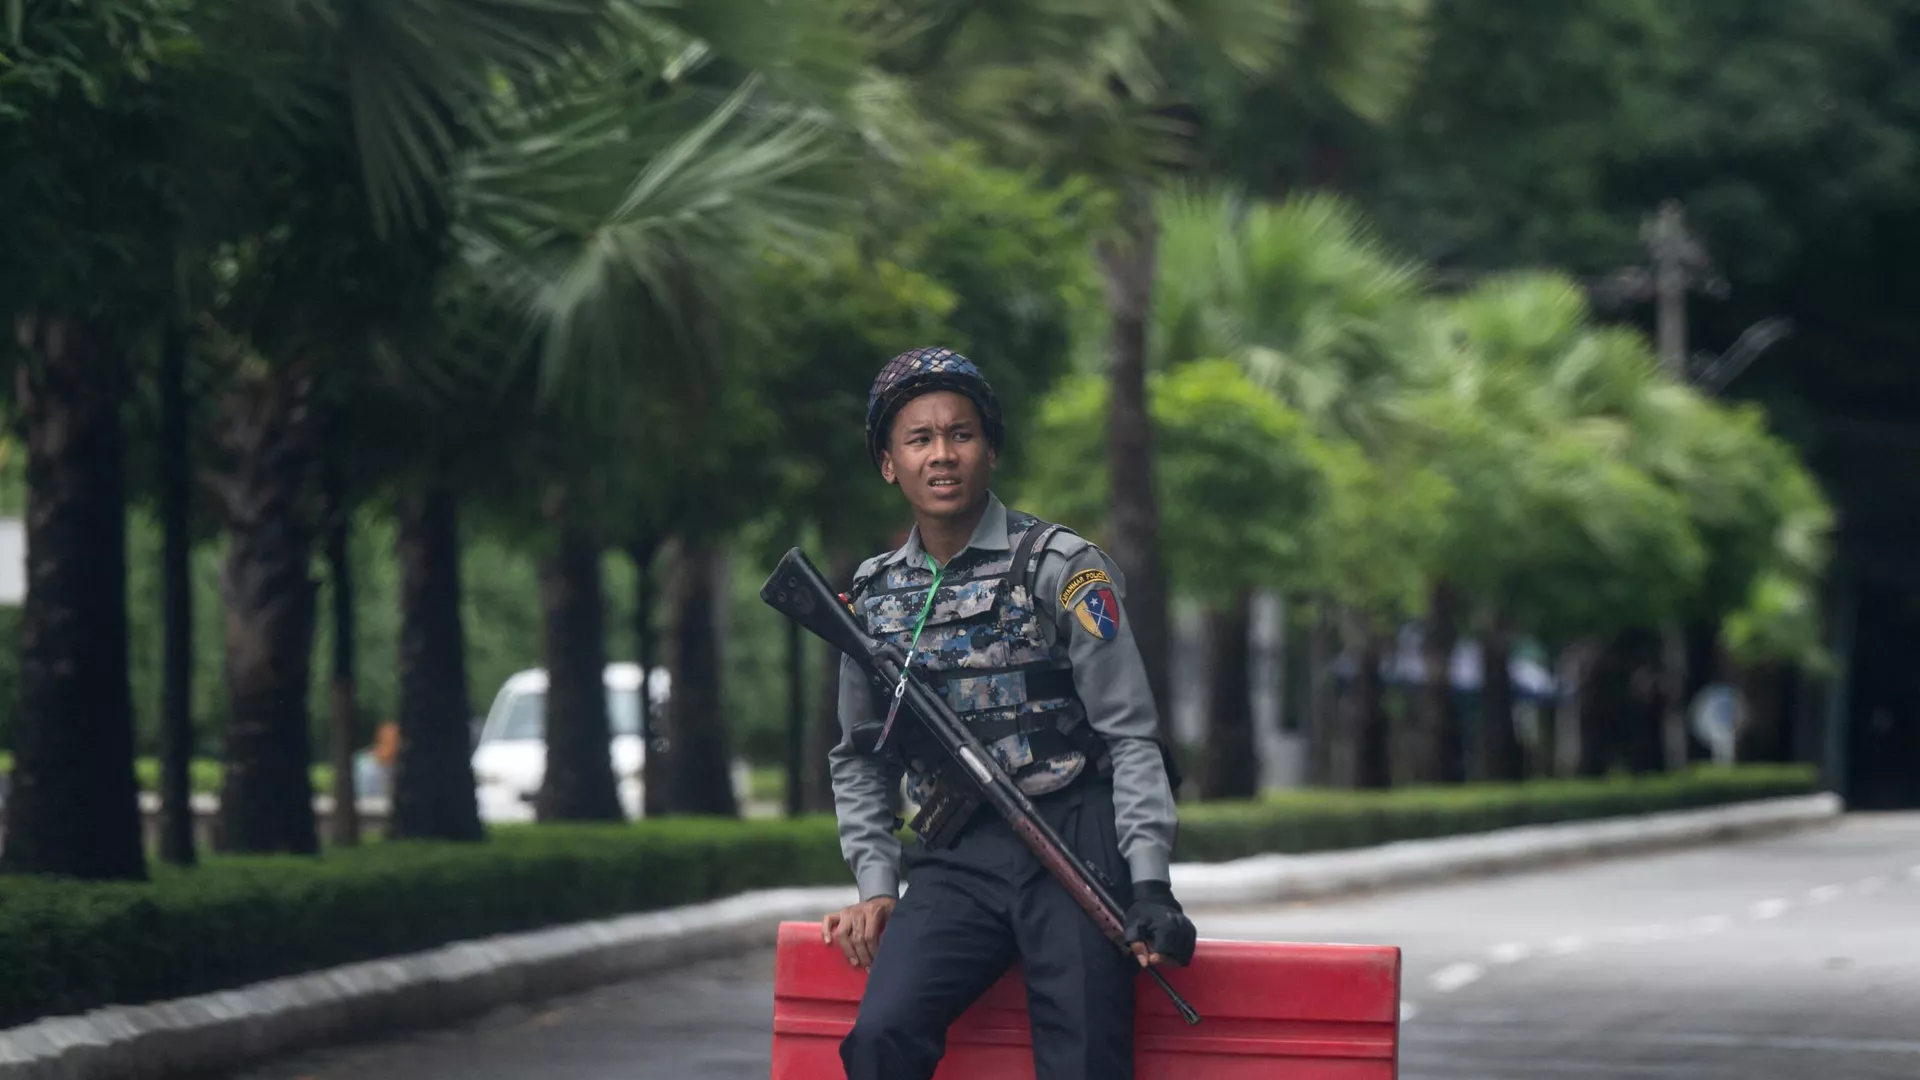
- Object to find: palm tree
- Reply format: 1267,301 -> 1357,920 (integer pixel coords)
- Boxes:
1152,189 -> 1432,788
862,0 -> 1415,741
122,0 -> 642,854
193,0 -> 851,846
0,0 -> 196,879
392,485 -> 486,838
1429,274 -> 1713,779
441,12 -> 855,818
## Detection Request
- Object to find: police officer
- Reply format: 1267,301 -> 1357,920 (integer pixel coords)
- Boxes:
823,347 -> 1197,1080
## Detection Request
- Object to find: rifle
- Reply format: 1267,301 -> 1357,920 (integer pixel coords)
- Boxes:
760,547 -> 1203,1026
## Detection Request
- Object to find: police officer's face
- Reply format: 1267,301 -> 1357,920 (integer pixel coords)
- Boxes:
880,391 -> 995,519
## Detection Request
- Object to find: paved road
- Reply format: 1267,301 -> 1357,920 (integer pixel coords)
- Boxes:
239,814 -> 1920,1080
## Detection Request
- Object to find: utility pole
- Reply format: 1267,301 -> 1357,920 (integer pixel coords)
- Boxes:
1639,199 -> 1721,380
1641,201 -> 1713,771
1617,201 -> 1728,773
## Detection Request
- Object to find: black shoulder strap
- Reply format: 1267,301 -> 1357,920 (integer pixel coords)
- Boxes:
1008,520 -> 1075,599
845,560 -> 884,605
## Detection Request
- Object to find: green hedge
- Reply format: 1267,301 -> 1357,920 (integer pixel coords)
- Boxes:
1171,764 -> 1820,861
0,753 -> 329,797
0,764 -> 1817,1029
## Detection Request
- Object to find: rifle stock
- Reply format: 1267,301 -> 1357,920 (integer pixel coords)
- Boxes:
760,548 -> 878,665
759,546 -> 1202,1026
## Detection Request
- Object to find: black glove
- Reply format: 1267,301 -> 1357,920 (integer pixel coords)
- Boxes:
1123,880 -> 1196,966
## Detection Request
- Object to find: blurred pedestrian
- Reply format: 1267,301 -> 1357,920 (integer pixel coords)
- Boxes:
355,720 -> 399,799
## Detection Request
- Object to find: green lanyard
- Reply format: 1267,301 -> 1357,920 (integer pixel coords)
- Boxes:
876,553 -> 943,749
905,554 -> 945,652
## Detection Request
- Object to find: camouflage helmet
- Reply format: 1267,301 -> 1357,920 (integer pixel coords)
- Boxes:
865,346 -> 1005,467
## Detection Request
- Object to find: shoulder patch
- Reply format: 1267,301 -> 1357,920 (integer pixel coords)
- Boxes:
1059,566 -> 1114,610
1070,585 -> 1121,641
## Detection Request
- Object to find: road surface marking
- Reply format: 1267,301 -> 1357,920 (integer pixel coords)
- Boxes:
1487,942 -> 1531,964
1399,1001 -> 1419,1023
1411,1024 -> 1920,1057
1599,924 -> 1672,944
1429,962 -> 1485,993
1545,935 -> 1588,955
1397,857 -> 1919,1036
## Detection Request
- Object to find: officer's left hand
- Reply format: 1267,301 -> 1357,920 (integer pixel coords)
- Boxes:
1124,880 -> 1196,968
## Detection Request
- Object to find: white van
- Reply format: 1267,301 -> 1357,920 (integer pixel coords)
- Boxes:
471,663 -> 750,823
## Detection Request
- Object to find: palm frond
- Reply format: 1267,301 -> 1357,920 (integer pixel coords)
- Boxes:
455,74 -> 850,407
285,0 -> 624,232
1291,0 -> 1429,123
1159,0 -> 1301,76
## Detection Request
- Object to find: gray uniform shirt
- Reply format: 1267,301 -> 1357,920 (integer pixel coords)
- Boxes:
828,492 -> 1178,901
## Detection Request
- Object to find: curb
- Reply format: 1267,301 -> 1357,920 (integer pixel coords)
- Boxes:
1169,793 -> 1843,908
0,886 -> 856,1080
0,794 -> 1839,1079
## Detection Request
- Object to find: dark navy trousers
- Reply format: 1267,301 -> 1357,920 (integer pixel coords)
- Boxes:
839,782 -> 1138,1080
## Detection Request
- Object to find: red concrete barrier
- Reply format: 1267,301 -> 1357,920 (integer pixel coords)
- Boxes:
770,921 -> 1401,1079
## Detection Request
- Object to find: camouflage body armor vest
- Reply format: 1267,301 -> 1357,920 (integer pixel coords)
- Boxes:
852,511 -> 1110,802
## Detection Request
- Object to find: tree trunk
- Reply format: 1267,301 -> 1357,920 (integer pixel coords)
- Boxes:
1201,591 -> 1259,799
664,538 -> 739,817
1737,658 -> 1787,763
213,366 -> 321,856
807,636 -> 843,814
1661,625 -> 1689,770
535,519 -> 624,822
1306,598 -> 1337,786
785,617 -> 806,817
1574,637 -> 1630,778
323,471 -> 360,847
1099,190 -> 1174,742
158,323 -> 196,867
804,547 -> 861,813
1420,581 -> 1463,784
0,313 -> 145,880
1554,639 -> 1598,777
1621,628 -> 1666,774
1476,610 -> 1522,781
631,538 -> 668,818
1350,617 -> 1391,790
392,488 -> 483,840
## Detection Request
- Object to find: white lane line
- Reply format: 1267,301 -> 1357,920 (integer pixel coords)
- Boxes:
1620,924 -> 1680,943
1429,962 -> 1485,993
1545,935 -> 1588,956
1405,863 -> 1912,1020
1487,942 -> 1532,964
1411,1025 -> 1920,1056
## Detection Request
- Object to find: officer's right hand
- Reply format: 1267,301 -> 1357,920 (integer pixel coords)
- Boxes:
823,897 -> 896,969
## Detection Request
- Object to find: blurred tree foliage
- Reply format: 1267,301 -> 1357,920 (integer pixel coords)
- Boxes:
1016,360 -> 1333,602
0,0 -> 1866,849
